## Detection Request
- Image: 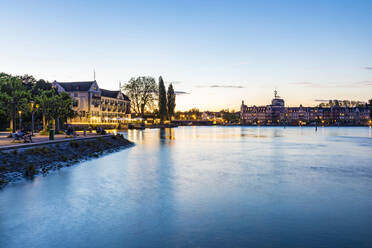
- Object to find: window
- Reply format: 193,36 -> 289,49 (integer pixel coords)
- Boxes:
73,100 -> 79,107
74,92 -> 78,97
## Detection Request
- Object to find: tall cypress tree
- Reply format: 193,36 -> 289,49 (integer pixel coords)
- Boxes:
158,76 -> 167,122
167,84 -> 176,119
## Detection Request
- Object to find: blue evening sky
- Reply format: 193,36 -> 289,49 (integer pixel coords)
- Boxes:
1,0 -> 371,110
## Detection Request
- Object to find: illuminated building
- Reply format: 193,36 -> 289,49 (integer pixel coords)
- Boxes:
52,80 -> 131,124
240,91 -> 370,125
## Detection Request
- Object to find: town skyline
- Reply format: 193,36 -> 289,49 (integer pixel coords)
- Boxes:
1,0 -> 372,111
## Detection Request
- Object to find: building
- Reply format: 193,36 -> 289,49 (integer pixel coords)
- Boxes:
240,91 -> 371,125
52,80 -> 131,124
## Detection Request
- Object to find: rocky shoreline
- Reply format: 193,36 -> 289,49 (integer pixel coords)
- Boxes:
0,134 -> 133,189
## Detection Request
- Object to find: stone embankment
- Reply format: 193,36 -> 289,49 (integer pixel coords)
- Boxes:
0,134 -> 133,188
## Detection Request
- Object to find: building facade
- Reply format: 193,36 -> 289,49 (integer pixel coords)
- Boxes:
52,81 -> 130,124
240,91 -> 371,125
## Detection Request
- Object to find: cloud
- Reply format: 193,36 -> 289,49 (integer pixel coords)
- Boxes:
314,99 -> 330,102
209,84 -> 245,88
174,91 -> 190,95
290,82 -> 314,86
364,67 -> 372,70
288,80 -> 372,88
354,81 -> 372,86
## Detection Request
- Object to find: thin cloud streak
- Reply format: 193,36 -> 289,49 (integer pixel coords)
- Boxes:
195,84 -> 245,89
175,91 -> 190,95
209,85 -> 245,88
289,81 -> 372,88
290,82 -> 314,86
364,67 -> 372,70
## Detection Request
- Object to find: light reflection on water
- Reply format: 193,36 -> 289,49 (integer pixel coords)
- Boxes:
1,127 -> 372,248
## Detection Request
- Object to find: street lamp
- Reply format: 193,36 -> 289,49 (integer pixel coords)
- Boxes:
30,101 -> 39,135
18,110 -> 22,130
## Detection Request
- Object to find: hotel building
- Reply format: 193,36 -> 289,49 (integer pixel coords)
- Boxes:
240,91 -> 371,125
52,80 -> 131,124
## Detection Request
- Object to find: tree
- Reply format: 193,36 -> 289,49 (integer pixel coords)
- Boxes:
16,74 -> 37,91
167,83 -> 176,119
221,109 -> 240,123
158,76 -> 167,122
35,89 -> 56,130
186,108 -> 201,119
0,76 -> 30,132
49,92 -> 76,131
123,76 -> 157,116
32,79 -> 52,95
368,99 -> 372,119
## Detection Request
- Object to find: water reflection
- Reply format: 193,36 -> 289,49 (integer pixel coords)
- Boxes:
159,128 -> 175,140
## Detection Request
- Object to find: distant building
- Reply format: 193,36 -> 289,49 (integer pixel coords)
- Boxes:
201,111 -> 224,123
240,91 -> 370,125
52,80 -> 131,124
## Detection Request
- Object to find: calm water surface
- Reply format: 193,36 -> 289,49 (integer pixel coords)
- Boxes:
1,127 -> 372,248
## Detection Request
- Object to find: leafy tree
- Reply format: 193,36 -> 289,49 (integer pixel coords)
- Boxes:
49,92 -> 76,130
158,76 -> 167,122
167,83 -> 176,119
0,72 -> 76,132
0,76 -> 30,132
123,76 -> 157,116
35,89 -> 57,130
0,73 -> 12,128
221,110 -> 240,123
185,108 -> 202,119
16,74 -> 37,91
32,79 -> 52,95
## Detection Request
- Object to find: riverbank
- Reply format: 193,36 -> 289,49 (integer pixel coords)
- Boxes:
0,134 -> 133,188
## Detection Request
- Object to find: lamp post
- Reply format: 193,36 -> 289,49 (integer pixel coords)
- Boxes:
30,102 -> 39,136
18,110 -> 22,130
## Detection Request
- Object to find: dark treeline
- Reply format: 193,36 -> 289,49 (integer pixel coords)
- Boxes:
0,72 -> 76,132
318,99 -> 367,108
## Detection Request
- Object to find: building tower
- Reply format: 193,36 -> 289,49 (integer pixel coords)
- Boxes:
271,90 -> 285,124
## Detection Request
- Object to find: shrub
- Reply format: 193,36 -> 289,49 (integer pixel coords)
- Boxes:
41,147 -> 50,154
28,147 -> 50,155
39,130 -> 49,136
0,177 -> 8,186
25,164 -> 36,178
60,155 -> 68,162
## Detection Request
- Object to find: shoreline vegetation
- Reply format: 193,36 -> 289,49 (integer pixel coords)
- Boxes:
0,134 -> 133,189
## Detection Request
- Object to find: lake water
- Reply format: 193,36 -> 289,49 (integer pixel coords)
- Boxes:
1,127 -> 372,248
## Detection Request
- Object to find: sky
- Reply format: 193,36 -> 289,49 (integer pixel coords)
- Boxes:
0,0 -> 371,111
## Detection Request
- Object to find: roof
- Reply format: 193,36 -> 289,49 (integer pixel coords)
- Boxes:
121,92 -> 130,101
101,89 -> 119,98
54,80 -> 130,101
55,81 -> 96,92
101,89 -> 130,101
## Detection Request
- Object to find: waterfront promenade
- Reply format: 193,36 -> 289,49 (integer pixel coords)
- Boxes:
0,132 -> 103,150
